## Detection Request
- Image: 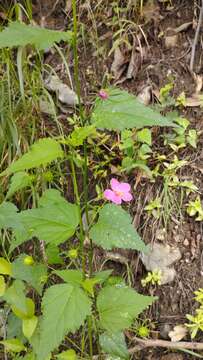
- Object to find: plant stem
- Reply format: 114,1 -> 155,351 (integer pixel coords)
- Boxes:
70,157 -> 86,275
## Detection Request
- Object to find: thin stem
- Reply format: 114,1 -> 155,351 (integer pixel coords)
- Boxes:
70,157 -> 86,275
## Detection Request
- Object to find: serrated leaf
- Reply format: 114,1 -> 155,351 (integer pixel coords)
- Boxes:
92,88 -> 175,130
1,138 -> 64,176
0,275 -> 6,296
37,284 -> 91,360
65,125 -> 96,147
12,255 -> 47,295
0,257 -> 12,275
0,338 -> 26,353
97,286 -> 155,332
18,195 -> 79,245
54,270 -> 83,285
0,22 -> 72,50
3,280 -> 27,313
6,172 -> 32,198
136,128 -> 152,145
22,316 -> 38,339
90,204 -> 147,251
99,332 -> 129,359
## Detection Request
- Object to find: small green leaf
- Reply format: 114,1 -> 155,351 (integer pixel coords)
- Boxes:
22,316 -> 38,339
136,128 -> 152,145
12,298 -> 35,320
6,172 -> 32,198
99,332 -> 129,359
0,22 -> 72,50
1,138 -> 64,176
0,275 -> 6,296
65,125 -> 96,147
12,255 -> 47,295
0,338 -> 26,353
82,278 -> 97,296
0,257 -> 12,275
93,270 -> 113,284
56,349 -> 76,360
187,129 -> 197,148
46,244 -> 63,265
90,204 -> 147,252
54,270 -> 83,286
37,284 -> 92,360
92,87 -> 175,131
3,280 -> 27,313
97,285 -> 156,332
0,202 -> 18,229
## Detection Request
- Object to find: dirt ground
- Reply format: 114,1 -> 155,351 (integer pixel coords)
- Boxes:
3,0 -> 203,359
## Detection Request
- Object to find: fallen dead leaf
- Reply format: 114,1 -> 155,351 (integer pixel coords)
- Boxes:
185,93 -> 203,107
137,86 -> 152,105
44,75 -> 78,106
126,49 -> 141,79
168,325 -> 187,342
194,74 -> 203,93
111,46 -> 126,81
165,34 -> 178,48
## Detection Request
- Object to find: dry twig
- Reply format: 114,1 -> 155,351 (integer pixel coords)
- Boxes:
190,0 -> 203,71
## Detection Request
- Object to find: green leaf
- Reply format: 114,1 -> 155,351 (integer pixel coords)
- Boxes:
7,313 -> 25,342
46,244 -> 63,265
37,284 -> 91,360
92,88 -> 175,130
22,316 -> 38,339
0,275 -> 6,296
136,128 -> 152,145
6,172 -> 32,198
99,332 -> 129,359
0,202 -> 18,229
54,270 -> 83,285
18,195 -> 79,245
0,338 -> 26,353
12,298 -> 35,320
56,349 -> 76,360
1,138 -> 64,176
0,22 -> 72,50
93,270 -> 113,284
3,280 -> 27,313
0,257 -> 12,275
187,129 -> 197,148
97,285 -> 155,332
12,255 -> 47,295
38,189 -> 67,207
65,125 -> 96,147
90,204 -> 147,252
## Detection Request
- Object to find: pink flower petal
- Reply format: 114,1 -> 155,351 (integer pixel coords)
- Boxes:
110,178 -> 120,191
117,182 -> 131,193
104,189 -> 122,204
98,90 -> 109,100
121,191 -> 133,202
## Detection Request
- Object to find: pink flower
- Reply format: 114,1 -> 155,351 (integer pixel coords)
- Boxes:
104,178 -> 133,205
98,89 -> 109,100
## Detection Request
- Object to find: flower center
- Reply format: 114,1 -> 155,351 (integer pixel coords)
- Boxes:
115,190 -> 123,197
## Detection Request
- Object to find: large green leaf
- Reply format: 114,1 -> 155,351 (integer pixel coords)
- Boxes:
0,22 -> 72,50
92,87 -> 175,130
1,138 -> 64,176
17,191 -> 79,245
12,255 -> 47,295
97,286 -> 155,332
54,270 -> 83,286
99,332 -> 129,359
90,204 -> 146,251
37,284 -> 92,360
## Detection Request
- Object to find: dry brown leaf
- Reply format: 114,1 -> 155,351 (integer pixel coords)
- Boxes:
174,22 -> 192,33
111,46 -> 126,81
126,49 -> 140,79
194,74 -> 203,94
142,0 -> 161,23
165,34 -> 178,48
168,325 -> 187,342
137,86 -> 152,105
185,94 -> 203,107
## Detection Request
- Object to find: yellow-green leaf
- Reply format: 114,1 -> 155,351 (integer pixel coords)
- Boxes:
12,298 -> 35,320
0,275 -> 6,296
0,258 -> 12,275
57,349 -> 76,360
23,315 -> 38,339
0,338 -> 26,353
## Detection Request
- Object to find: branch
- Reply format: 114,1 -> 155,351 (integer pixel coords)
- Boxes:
190,0 -> 203,71
129,336 -> 203,353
